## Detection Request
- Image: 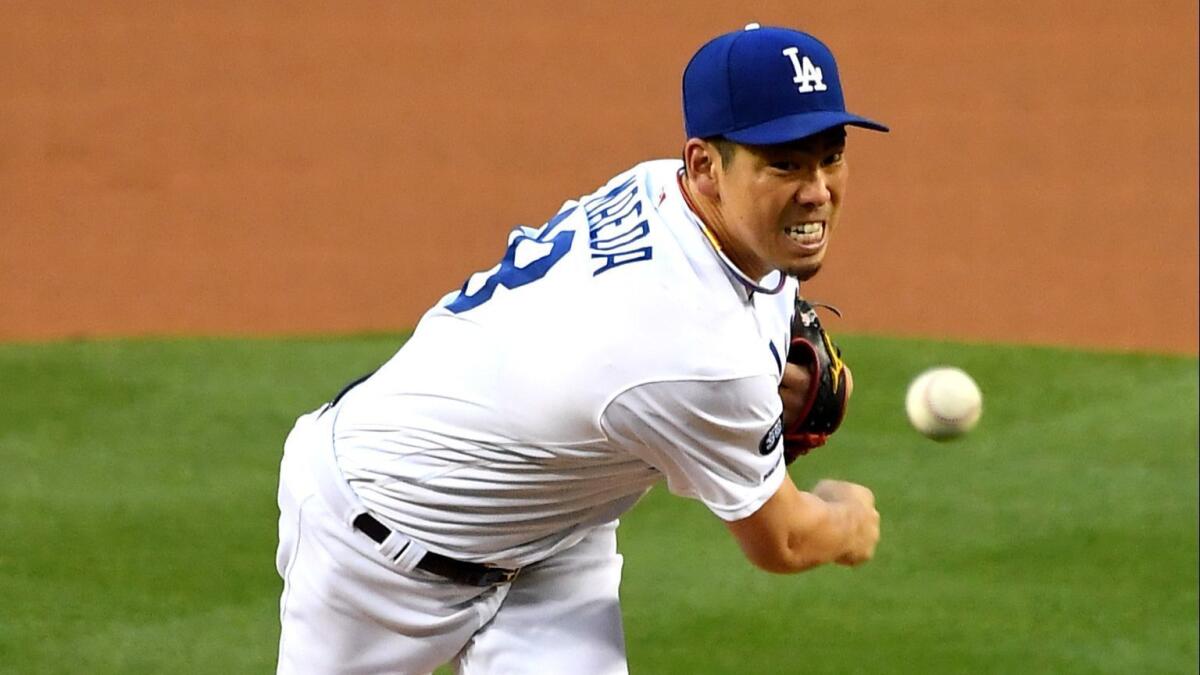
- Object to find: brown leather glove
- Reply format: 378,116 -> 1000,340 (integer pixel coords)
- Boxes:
783,297 -> 850,462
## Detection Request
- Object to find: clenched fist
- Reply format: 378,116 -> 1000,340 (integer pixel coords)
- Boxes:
812,479 -> 879,566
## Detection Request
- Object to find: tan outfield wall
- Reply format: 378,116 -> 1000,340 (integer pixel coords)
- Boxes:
1,1 -> 1197,353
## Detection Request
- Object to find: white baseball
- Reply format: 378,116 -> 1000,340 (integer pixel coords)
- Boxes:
905,366 -> 982,441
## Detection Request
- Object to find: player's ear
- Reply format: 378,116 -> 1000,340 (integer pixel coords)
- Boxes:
683,139 -> 721,200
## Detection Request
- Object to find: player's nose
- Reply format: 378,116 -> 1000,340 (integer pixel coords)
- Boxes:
794,171 -> 831,207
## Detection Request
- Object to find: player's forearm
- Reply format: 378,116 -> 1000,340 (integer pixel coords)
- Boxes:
728,477 -> 878,574
754,491 -> 857,573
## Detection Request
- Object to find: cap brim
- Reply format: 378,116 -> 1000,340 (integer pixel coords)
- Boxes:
722,111 -> 889,145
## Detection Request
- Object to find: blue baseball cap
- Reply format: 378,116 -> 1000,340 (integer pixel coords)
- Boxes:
683,24 -> 888,144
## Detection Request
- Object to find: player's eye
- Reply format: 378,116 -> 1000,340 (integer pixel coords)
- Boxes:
821,152 -> 844,167
769,161 -> 799,172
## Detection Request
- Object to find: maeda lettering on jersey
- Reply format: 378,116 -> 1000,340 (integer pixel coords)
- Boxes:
782,47 -> 827,93
584,175 -> 653,275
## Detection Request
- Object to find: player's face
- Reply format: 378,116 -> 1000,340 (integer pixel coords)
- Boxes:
715,129 -> 848,281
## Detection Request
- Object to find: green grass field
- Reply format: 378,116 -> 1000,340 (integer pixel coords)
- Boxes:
1,335 -> 1196,674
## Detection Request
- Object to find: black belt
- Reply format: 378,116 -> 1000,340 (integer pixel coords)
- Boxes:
352,513 -> 520,587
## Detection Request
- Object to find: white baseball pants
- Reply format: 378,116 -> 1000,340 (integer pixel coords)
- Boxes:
275,416 -> 630,674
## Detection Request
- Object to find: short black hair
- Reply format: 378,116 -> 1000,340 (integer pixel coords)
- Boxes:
705,136 -> 737,166
681,136 -> 738,178
686,128 -> 846,176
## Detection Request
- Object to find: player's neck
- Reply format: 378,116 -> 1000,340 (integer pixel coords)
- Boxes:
677,172 -> 765,281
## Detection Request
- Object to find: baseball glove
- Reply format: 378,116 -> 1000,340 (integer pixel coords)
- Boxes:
783,297 -> 850,462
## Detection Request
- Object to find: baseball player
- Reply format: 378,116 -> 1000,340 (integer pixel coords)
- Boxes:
275,24 -> 887,674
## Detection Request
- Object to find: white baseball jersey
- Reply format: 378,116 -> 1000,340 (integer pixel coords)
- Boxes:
331,159 -> 800,567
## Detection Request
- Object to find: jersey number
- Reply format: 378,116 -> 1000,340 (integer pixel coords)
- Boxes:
446,206 -> 577,314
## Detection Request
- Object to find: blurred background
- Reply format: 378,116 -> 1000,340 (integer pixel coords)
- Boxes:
0,3 -> 1196,674
1,0 -> 1196,352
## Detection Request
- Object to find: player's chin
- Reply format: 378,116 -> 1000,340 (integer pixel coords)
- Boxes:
784,256 -> 824,281
777,240 -> 827,280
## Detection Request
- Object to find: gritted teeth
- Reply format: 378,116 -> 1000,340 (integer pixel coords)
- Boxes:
785,222 -> 823,235
785,221 -> 825,243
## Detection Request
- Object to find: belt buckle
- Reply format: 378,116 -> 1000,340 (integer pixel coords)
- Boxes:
484,564 -> 520,585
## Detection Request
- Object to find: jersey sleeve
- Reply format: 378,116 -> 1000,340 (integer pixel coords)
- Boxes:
598,376 -> 787,522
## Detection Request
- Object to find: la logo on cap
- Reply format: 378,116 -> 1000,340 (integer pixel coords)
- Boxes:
681,24 -> 889,144
782,47 -> 828,93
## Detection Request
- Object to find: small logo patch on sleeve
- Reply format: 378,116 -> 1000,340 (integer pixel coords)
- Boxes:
759,415 -> 784,455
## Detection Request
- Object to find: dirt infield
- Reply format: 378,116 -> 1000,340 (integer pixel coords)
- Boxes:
2,2 -> 1196,353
